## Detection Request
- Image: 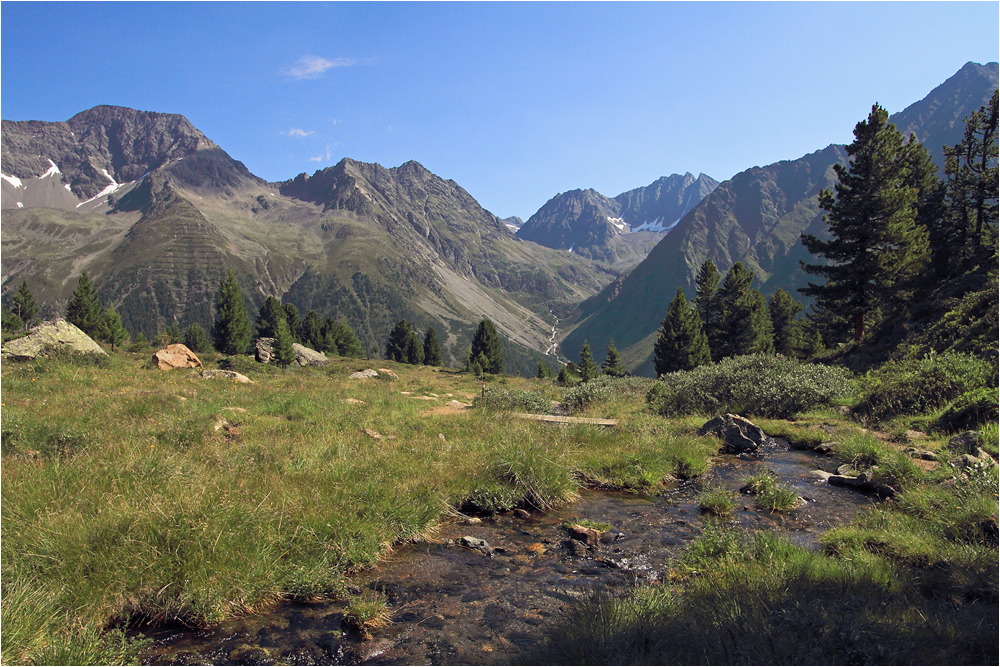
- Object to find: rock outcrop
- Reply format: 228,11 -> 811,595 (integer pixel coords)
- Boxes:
152,343 -> 202,370
201,370 -> 253,384
697,414 -> 772,453
293,343 -> 329,367
0,319 -> 106,359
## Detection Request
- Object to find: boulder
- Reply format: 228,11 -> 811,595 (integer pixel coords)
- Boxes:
255,337 -> 274,363
350,369 -> 379,379
697,414 -> 771,453
201,370 -> 253,384
1,319 -> 106,359
948,431 -> 981,455
293,343 -> 329,367
152,343 -> 202,370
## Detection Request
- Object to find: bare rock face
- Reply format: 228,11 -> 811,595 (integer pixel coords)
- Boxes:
255,337 -> 275,364
152,343 -> 202,370
0,319 -> 106,359
293,343 -> 329,367
697,414 -> 771,453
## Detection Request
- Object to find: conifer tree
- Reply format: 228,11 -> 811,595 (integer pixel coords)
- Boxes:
694,259 -> 722,356
536,360 -> 551,379
768,289 -> 805,357
273,316 -> 296,369
12,280 -> 37,331
423,326 -> 442,366
164,319 -> 182,344
332,319 -> 365,358
100,304 -> 128,351
2,307 -> 23,334
801,104 -> 930,341
256,296 -> 288,339
283,303 -> 303,343
212,270 -> 252,355
578,340 -> 598,382
601,339 -> 628,377
183,323 -> 211,353
653,287 -> 711,375
303,311 -> 325,351
66,270 -> 104,338
405,329 -> 424,365
470,318 -> 503,374
716,263 -> 774,358
386,319 -> 414,362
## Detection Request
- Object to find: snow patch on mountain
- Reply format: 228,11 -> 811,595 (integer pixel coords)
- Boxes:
606,216 -> 629,233
40,159 -> 61,178
1,174 -> 24,188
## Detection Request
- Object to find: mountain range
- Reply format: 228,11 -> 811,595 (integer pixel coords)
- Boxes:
516,173 -> 719,268
1,107 -> 616,372
3,61 -> 997,375
560,60 -> 999,374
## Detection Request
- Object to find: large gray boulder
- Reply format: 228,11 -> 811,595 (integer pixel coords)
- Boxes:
293,343 -> 329,367
1,319 -> 106,359
697,414 -> 772,453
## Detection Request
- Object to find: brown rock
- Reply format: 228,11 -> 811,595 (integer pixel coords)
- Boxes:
567,524 -> 601,546
152,343 -> 202,370
697,414 -> 771,453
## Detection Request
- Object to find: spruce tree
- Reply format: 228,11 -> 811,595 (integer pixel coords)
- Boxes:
715,263 -> 774,358
405,329 -> 424,365
256,296 -> 287,339
801,104 -> 930,341
423,327 -> 442,366
470,318 -> 503,374
283,303 -> 303,344
273,316 -> 296,369
536,360 -> 551,379
12,280 -> 37,331
183,323 -> 211,353
164,319 -> 182,344
333,319 -> 365,358
303,311 -> 325,351
694,259 -> 722,356
578,340 -> 598,382
386,319 -> 414,362
100,304 -> 128,351
653,287 -> 711,375
601,339 -> 628,377
768,289 -> 805,357
212,270 -> 252,355
2,308 -> 23,334
65,270 -> 104,338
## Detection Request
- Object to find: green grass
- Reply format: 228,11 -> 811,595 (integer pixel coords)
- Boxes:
740,470 -> 801,512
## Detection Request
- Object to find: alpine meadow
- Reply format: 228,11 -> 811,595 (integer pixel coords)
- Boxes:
1,4 -> 998,664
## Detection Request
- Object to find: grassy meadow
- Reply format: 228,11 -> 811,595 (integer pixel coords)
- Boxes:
1,347 -> 997,664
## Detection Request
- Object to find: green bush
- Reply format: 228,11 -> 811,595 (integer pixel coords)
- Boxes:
472,386 -> 550,414
563,375 -> 655,412
854,352 -> 996,420
933,387 -> 1000,432
650,354 -> 852,418
740,470 -> 800,512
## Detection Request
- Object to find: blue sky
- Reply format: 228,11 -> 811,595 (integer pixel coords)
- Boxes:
2,2 -> 998,219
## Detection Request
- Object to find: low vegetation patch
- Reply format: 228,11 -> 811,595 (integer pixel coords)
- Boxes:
562,375 -> 655,412
740,470 -> 801,512
853,352 -> 996,421
696,484 -> 737,516
472,386 -> 550,414
649,354 -> 852,418
932,386 -> 1000,433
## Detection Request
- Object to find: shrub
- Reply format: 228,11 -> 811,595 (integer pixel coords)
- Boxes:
473,386 -> 550,414
563,375 -> 655,412
933,387 -> 1000,432
854,352 -> 996,420
697,485 -> 737,516
650,354 -> 852,418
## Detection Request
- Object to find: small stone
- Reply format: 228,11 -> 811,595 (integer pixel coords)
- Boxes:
438,433 -> 446,441
344,398 -> 365,405
201,370 -> 253,383
513,509 -> 530,520
376,368 -> 399,379
460,536 -> 489,549
349,369 -> 379,379
464,517 -> 482,525
362,428 -> 382,440
567,524 -> 601,546
949,431 -> 981,455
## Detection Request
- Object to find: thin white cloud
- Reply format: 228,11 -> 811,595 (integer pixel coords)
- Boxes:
282,128 -> 315,138
283,55 -> 355,80
307,145 -> 339,164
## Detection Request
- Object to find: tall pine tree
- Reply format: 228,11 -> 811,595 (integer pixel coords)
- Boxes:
470,318 -> 503,374
256,296 -> 287,339
768,289 -> 805,357
12,280 -> 37,331
273,316 -> 296,369
601,339 -> 628,377
694,259 -> 722,357
65,270 -> 103,338
423,326 -> 442,366
212,271 -> 252,355
653,287 -> 711,375
386,319 -> 415,362
578,340 -> 598,383
801,104 -> 930,341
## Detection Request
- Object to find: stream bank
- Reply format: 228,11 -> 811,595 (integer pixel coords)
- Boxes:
139,440 -> 874,665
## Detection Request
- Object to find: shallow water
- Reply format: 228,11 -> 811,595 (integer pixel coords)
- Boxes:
139,440 -> 875,665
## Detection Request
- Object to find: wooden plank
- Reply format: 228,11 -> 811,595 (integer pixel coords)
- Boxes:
511,413 -> 618,426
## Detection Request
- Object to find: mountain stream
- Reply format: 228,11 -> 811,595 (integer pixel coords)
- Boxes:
138,440 -> 874,665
